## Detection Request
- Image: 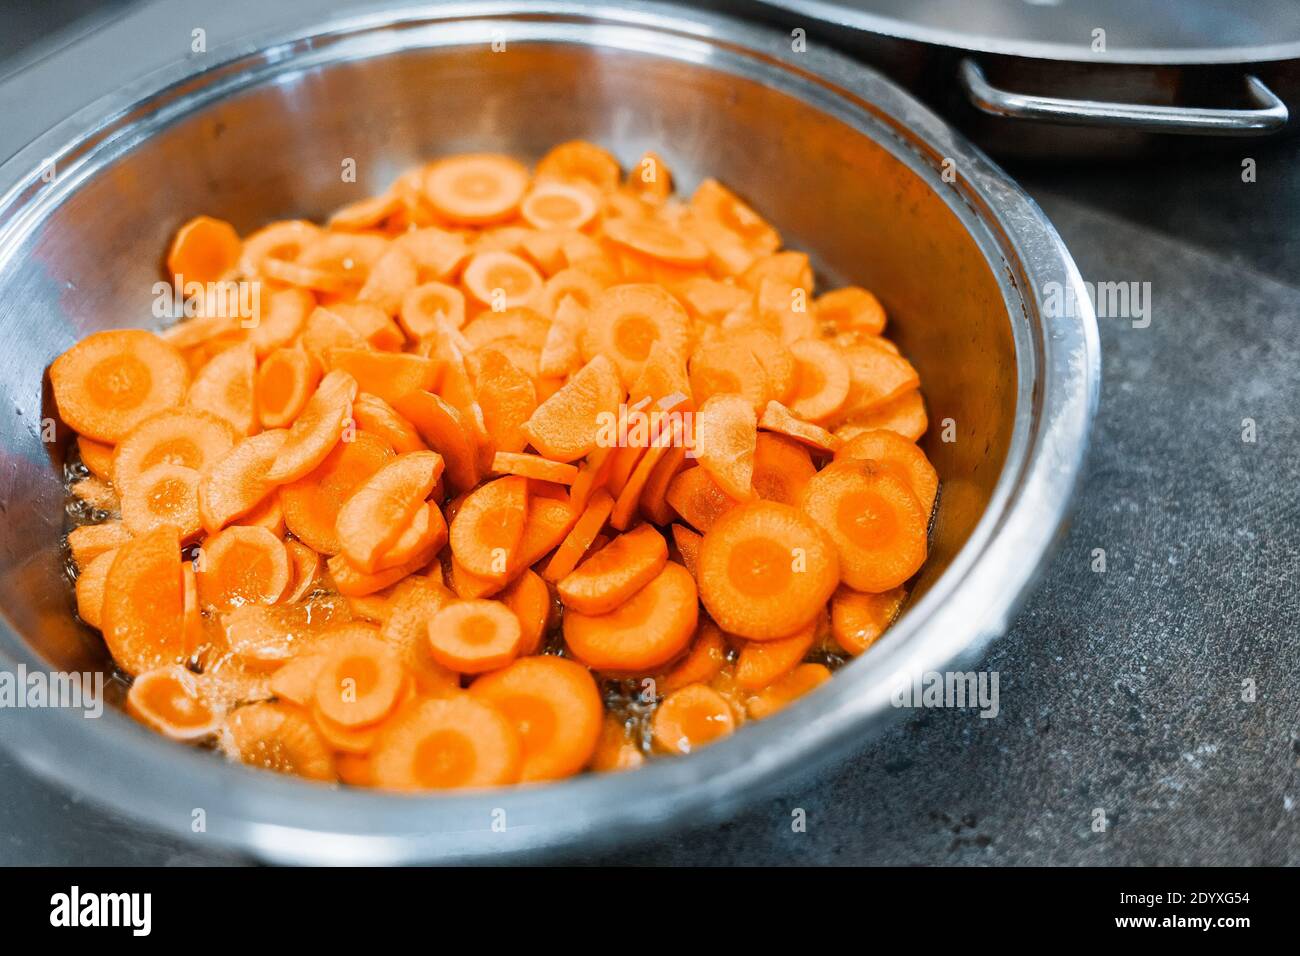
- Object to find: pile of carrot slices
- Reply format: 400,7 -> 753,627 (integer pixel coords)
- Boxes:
54,141 -> 936,789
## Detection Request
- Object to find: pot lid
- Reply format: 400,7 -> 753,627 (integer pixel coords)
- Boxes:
762,0 -> 1300,64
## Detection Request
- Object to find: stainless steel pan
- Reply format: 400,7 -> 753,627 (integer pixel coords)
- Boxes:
0,1 -> 1098,863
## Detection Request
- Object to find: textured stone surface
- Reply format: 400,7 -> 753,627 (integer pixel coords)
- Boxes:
1,2 -> 1297,866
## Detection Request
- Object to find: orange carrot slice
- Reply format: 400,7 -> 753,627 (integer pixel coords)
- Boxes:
746,663 -> 830,719
471,348 -> 537,454
831,585 -> 905,655
835,428 -> 939,515
670,523 -> 702,579
448,475 -> 528,580
373,501 -> 448,571
490,451 -> 577,485
521,180 -> 600,231
351,392 -> 426,453
313,630 -> 405,727
284,538 -> 323,603
327,542 -> 438,597
68,521 -> 131,567
255,348 -> 320,429
557,523 -> 667,615
563,561 -> 697,672
799,459 -> 928,592
399,281 -> 466,339
541,489 -> 613,581
197,526 -> 291,610
280,430 -> 392,553
371,696 -> 521,790
665,465 -> 738,533
225,701 -> 336,781
119,463 -> 202,540
111,408 -> 236,493
378,578 -> 459,696
463,306 -> 549,350
264,369 -> 357,484
167,215 -> 241,282
424,153 -> 529,225
837,389 -> 927,442
470,656 -> 603,781
787,338 -> 851,423
498,568 -> 550,655
101,526 -> 186,676
696,500 -> 839,640
462,249 -> 544,309
583,284 -> 690,386
603,216 -> 708,267
357,245 -> 418,316
187,342 -> 257,435
651,683 -> 735,754
686,339 -> 769,411
127,665 -> 222,740
521,354 -> 623,463
837,339 -> 919,418
323,348 -> 439,406
536,140 -> 620,191
336,450 -> 444,572
590,714 -> 645,772
198,428 -> 288,533
74,547 -> 117,629
735,617 -> 817,690
660,620 -> 728,693
427,599 -> 523,673
393,390 -> 481,493
638,438 -> 689,526
815,286 -> 886,338
693,393 -> 757,501
50,330 -> 190,443
758,400 -> 841,455
394,227 -> 470,281
77,436 -> 115,482
752,432 -> 815,506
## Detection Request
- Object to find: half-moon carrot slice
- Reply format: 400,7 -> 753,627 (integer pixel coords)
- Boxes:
687,339 -> 769,411
198,428 -> 288,533
510,493 -> 579,572
538,296 -> 585,378
351,392 -> 426,453
283,538 -> 323,603
373,501 -> 447,571
611,421 -> 680,530
735,617 -> 817,690
558,523 -> 667,615
424,153 -> 529,225
521,354 -> 623,463
470,655 -> 603,782
583,284 -> 691,387
394,226 -> 470,281
693,393 -> 757,501
745,662 -> 831,720
831,585 -> 905,656
167,215 -> 241,282
696,500 -> 839,640
536,140 -> 620,191
326,301 -> 408,350
837,389 -> 928,442
323,348 -> 439,407
111,408 -> 236,494
312,629 -> 405,727
225,701 -> 336,781
427,599 -> 523,673
356,244 -> 418,316
462,249 -> 544,309
74,547 -> 117,629
462,307 -> 549,350
497,568 -> 550,655
197,525 -> 291,611
835,428 -> 939,515
665,465 -> 738,533
659,620 -> 728,693
280,430 -> 392,554
815,286 -> 886,338
603,215 -> 709,267
120,463 -> 202,540
101,525 -> 186,676
77,436 -> 116,482
50,330 -> 190,443
651,683 -> 735,754
301,303 -> 365,359
68,520 -> 131,567
787,338 -> 851,424
490,451 -> 577,485
127,665 -> 222,741
448,475 -> 528,580
378,578 -> 459,697
371,696 -> 522,790
541,488 -> 613,582
247,287 -> 314,357
800,459 -> 928,593
336,450 -> 444,572
638,439 -> 689,526
670,523 -> 702,579
187,342 -> 257,435
255,348 -> 320,430
563,561 -> 697,672
758,400 -> 841,455
521,179 -> 600,231
221,606 -> 354,672
471,347 -> 537,454
327,540 -> 438,597
837,339 -> 920,418
752,432 -> 815,506
393,390 -> 480,493
264,369 -> 357,484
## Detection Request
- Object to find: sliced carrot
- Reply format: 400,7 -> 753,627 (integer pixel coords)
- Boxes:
462,249 -> 544,310
447,555 -> 505,599
590,714 -> 645,772
246,287 -> 313,357
374,500 -> 448,571
537,295 -> 586,377
237,219 -> 320,276
378,578 -> 459,696
328,190 -> 402,230
831,585 -> 905,656
563,561 -> 697,672
424,153 -> 529,225
77,436 -> 115,482
322,301 -> 405,351
225,701 -> 336,781
651,683 -> 735,754
101,526 -> 185,676
336,450 -> 444,572
393,390 -> 481,493
558,523 -> 667,615
312,629 -> 405,727
280,430 -> 392,553
356,244 -> 418,316
327,534 -> 441,597
470,347 -> 537,454
538,267 -> 606,319
521,179 -> 600,231
347,595 -> 392,624
351,392 -> 426,453
284,538 -> 323,603
836,339 -> 920,419
197,525 -> 290,611
799,459 -> 928,592
542,489 -> 613,582
603,442 -> 647,501
610,419 -> 680,530
119,463 -> 202,540
68,521 -> 131,567
167,215 -> 241,282
187,341 -> 257,435
740,251 -> 813,294
371,696 -> 521,790
498,568 -> 550,655
536,140 -> 620,192
301,303 -> 366,358
294,232 -> 389,292
255,348 -> 320,429
638,439 -> 689,526
835,428 -> 938,515
754,277 -> 817,343
127,665 -> 222,741
659,620 -> 728,693
50,330 -> 190,443
393,226 -> 470,281
815,286 -> 886,338
746,662 -> 831,719
603,216 -> 708,267
696,500 -> 839,640
463,307 -> 549,350
735,617 -> 816,690
758,400 -> 842,455
687,339 -> 769,411
427,599 -> 523,673
198,428 -> 288,533
665,465 -> 737,533
74,547 -> 117,629
670,524 -> 702,579
583,284 -> 691,386
264,369 -> 357,484
752,432 -> 815,506
399,281 -> 466,339
448,475 -> 528,580
512,494 -> 579,571
323,348 -> 439,407
111,409 -> 235,492
693,393 -> 757,501
690,178 -> 780,270
786,338 -> 851,423
221,604 -> 352,671
521,354 -> 623,463
490,451 -> 577,485
837,389 -> 928,442
470,656 -> 602,782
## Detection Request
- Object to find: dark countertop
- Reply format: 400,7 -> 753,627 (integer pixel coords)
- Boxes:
1,1 -> 1297,866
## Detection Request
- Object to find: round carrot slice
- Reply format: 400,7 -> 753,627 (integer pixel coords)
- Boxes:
378,579 -> 459,697
225,701 -> 336,781
521,180 -> 600,231
187,341 -> 257,435
127,665 -> 222,741
462,249 -> 544,309
313,630 -> 405,727
831,585 -> 905,655
696,500 -> 839,640
563,561 -> 697,672
687,339 -> 770,411
558,523 -> 668,615
536,140 -> 621,192
498,568 -> 551,655
120,463 -> 202,539
198,428 -> 289,533
238,219 -> 321,278
470,656 -> 603,782
399,281 -> 466,338
652,683 -> 735,754
427,599 -> 523,674
264,369 -> 358,484
166,215 -> 241,283
583,284 -> 690,386
197,525 -> 291,610
799,460 -> 928,593
280,430 -> 392,554
101,526 -> 186,676
336,450 -> 444,572
77,436 -> 115,482
371,696 -> 522,790
752,432 -> 815,506
815,286 -> 886,338
255,348 -> 321,429
50,330 -> 190,443
838,389 -> 928,442
111,408 -> 236,494
424,153 -> 529,225
603,215 -> 709,266
834,428 -> 939,515
787,338 -> 851,423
